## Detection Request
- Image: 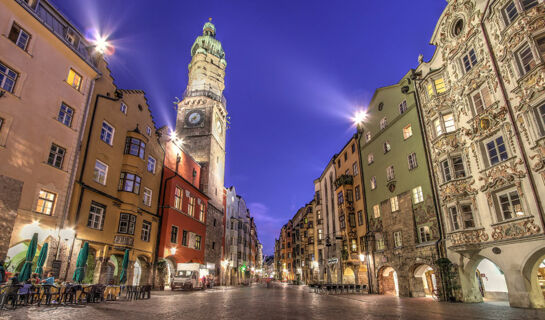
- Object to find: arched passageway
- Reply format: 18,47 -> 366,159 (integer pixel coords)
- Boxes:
475,258 -> 508,302
133,259 -> 142,286
521,246 -> 545,308
411,264 -> 437,298
378,266 -> 398,296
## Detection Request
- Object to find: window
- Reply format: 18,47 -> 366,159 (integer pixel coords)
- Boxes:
318,229 -> 323,240
434,113 -> 455,137
449,204 -> 475,231
119,172 -> 141,194
36,190 -> 56,215
413,186 -> 424,204
434,78 -> 446,94
188,196 -> 195,216
146,126 -> 152,136
141,221 -> 151,242
8,23 -> 30,50
368,153 -> 374,164
522,0 -> 539,11
394,231 -> 402,248
419,226 -> 432,243
536,104 -> 545,136
386,166 -> 395,181
399,100 -> 407,114
147,156 -> 156,173
118,213 -> 136,235
427,83 -> 434,97
408,152 -> 418,170
486,136 -> 508,165
365,132 -> 372,142
373,204 -> 380,218
199,204 -> 205,222
497,189 -> 524,221
93,160 -> 108,185
375,233 -> 385,251
124,137 -> 146,159
87,202 -> 105,230
403,124 -> 412,140
57,103 -> 74,127
357,210 -> 363,226
0,117 -> 3,131
47,144 -> 65,169
344,152 -> 347,161
0,61 -> 18,93
462,48 -> 478,72
67,69 -> 82,90
370,177 -> 377,190
502,1 -> 519,25
353,162 -> 359,176
538,36 -> 545,61
171,225 -> 178,243
390,196 -> 399,212
174,187 -> 182,210
351,239 -> 357,253
471,86 -> 492,114
441,156 -> 466,182
100,121 -> 114,145
516,43 -> 536,75
351,143 -> 356,153
337,191 -> 344,205
195,235 -> 202,250
339,214 -> 346,229
143,188 -> 152,206
120,102 -> 127,114
182,230 -> 188,246
380,117 -> 388,130
383,141 -> 391,153
355,185 -> 361,201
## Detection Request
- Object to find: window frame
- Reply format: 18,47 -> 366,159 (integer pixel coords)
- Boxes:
66,68 -> 82,91
412,186 -> 424,204
390,196 -> 399,212
373,204 -> 380,218
370,176 -> 377,190
188,196 -> 196,217
147,155 -> 156,173
368,153 -> 374,165
386,165 -> 395,182
141,220 -> 152,242
120,102 -> 128,114
118,213 -> 136,235
35,190 -> 56,215
100,121 -> 115,145
496,188 -> 524,221
418,226 -> 432,243
47,143 -> 66,169
171,225 -> 178,243
462,48 -> 478,73
399,100 -> 407,114
485,135 -> 509,166
403,124 -> 413,140
57,103 -> 74,127
0,61 -> 18,93
353,162 -> 359,176
143,187 -> 152,207
502,1 -> 519,26
118,172 -> 141,194
515,42 -> 536,76
93,159 -> 108,185
383,141 -> 391,153
195,235 -> 202,250
174,187 -> 183,210
380,117 -> 388,130
87,201 -> 106,230
8,23 -> 31,51
393,231 -> 402,248
124,137 -> 146,159
408,152 -> 418,170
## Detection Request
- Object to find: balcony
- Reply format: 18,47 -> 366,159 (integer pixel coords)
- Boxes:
183,85 -> 226,107
334,175 -> 353,189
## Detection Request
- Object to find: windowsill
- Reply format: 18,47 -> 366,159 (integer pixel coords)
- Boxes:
439,175 -> 471,188
64,80 -> 83,95
1,88 -> 22,100
490,215 -> 533,227
415,241 -> 436,248
170,206 -> 206,224
479,156 -> 517,174
123,153 -> 145,161
42,162 -> 68,174
467,101 -> 501,122
516,62 -> 544,85
116,232 -> 135,236
32,211 -> 53,217
118,190 -> 140,196
52,117 -> 78,132
2,34 -> 33,58
100,139 -> 115,148
431,130 -> 459,145
448,227 -> 484,235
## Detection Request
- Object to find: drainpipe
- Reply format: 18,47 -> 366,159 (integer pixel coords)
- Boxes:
151,137 -> 167,288
55,76 -> 98,260
479,1 -> 545,228
411,70 -> 448,301
355,130 -> 374,293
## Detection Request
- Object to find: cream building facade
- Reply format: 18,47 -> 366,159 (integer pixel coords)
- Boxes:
415,0 -> 545,308
0,0 -> 99,277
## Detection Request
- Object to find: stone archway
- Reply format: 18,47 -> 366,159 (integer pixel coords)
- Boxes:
378,266 -> 399,296
521,246 -> 545,308
357,264 -> 368,287
475,258 -> 508,301
133,259 -> 142,286
411,264 -> 437,298
343,267 -> 355,284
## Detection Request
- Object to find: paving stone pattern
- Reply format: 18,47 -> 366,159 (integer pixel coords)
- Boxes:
2,284 -> 545,320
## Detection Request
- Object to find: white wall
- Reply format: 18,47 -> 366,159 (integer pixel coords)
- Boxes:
477,259 -> 508,293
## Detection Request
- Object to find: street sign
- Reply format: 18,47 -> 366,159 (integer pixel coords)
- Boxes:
327,258 -> 338,265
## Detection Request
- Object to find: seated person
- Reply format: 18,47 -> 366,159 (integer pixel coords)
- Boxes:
9,273 -> 20,285
41,272 -> 55,285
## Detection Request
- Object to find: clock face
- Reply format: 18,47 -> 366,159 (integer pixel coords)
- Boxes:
184,110 -> 204,127
216,120 -> 222,135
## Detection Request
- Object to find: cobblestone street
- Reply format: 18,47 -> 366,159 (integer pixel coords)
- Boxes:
1,284 -> 545,320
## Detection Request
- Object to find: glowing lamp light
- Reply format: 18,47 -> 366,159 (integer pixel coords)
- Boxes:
59,227 -> 75,240
312,261 -> 319,269
170,247 -> 177,255
90,32 -> 114,56
359,254 -> 365,262
297,268 -> 302,274
221,259 -> 230,268
353,110 -> 367,126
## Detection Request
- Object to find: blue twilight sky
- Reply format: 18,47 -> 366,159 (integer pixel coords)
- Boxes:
53,0 -> 446,255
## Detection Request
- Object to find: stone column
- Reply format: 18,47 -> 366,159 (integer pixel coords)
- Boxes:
504,267 -> 533,308
458,264 -> 483,303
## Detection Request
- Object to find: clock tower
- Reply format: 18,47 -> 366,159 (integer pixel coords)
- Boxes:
175,20 -> 227,210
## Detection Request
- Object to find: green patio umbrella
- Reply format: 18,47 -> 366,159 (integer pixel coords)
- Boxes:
119,249 -> 130,284
34,242 -> 48,278
72,242 -> 89,283
18,233 -> 38,282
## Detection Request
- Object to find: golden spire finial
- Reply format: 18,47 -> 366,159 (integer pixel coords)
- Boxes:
209,17 -> 212,22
